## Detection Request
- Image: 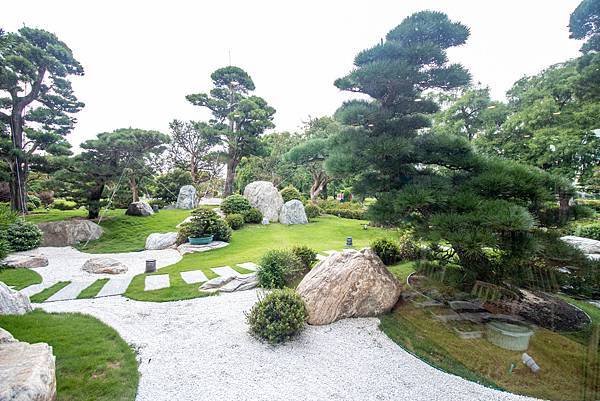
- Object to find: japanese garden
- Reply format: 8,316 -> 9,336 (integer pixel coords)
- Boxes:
1,2 -> 600,401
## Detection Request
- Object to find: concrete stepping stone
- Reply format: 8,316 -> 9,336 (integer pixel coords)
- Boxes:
19,281 -> 58,298
236,262 -> 259,271
144,274 -> 170,291
96,276 -> 133,297
46,280 -> 96,302
180,270 -> 208,284
211,266 -> 244,278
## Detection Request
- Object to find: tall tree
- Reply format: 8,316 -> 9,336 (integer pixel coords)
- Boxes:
186,66 -> 275,196
570,0 -> 600,53
0,27 -> 84,213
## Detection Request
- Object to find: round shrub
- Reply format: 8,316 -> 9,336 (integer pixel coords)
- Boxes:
291,245 -> 317,270
257,249 -> 302,289
51,199 -> 78,210
177,207 -> 233,243
304,204 -> 321,219
397,233 -> 420,261
226,213 -> 245,230
575,223 -> 600,241
211,219 -> 232,242
246,288 -> 307,344
221,194 -> 251,215
280,186 -> 302,203
371,238 -> 400,265
243,207 -> 263,224
7,219 -> 42,251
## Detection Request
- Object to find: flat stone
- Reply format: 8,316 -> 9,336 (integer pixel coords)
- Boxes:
180,270 -> 208,284
144,275 -> 170,291
561,235 -> 600,256
145,232 -> 178,250
45,280 -> 96,302
219,274 -> 258,292
37,219 -> 102,247
448,301 -> 484,312
199,275 -> 235,290
0,282 -> 32,315
2,254 -> 48,268
96,277 -> 133,297
177,241 -> 229,255
236,262 -> 259,271
82,257 -> 128,274
211,266 -> 244,278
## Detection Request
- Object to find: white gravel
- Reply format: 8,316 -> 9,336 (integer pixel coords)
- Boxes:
40,291 -> 539,401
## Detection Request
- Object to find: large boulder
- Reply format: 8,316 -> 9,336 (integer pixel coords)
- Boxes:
37,220 -> 103,247
0,338 -> 56,401
243,181 -> 284,222
82,258 -> 128,274
279,199 -> 308,225
145,232 -> 177,250
2,254 -> 48,268
297,248 -> 402,325
125,201 -> 154,217
176,185 -> 198,209
0,282 -> 32,315
561,235 -> 600,258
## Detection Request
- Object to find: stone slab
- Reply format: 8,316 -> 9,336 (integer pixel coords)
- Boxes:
211,266 -> 244,278
96,277 -> 134,297
46,280 -> 95,302
236,262 -> 259,271
144,275 -> 170,291
180,270 -> 208,284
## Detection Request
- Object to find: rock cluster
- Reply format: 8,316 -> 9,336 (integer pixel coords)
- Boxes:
82,257 -> 128,274
37,220 -> 103,247
243,181 -> 284,223
279,199 -> 308,225
0,282 -> 33,315
2,254 -> 48,268
125,201 -> 154,217
176,185 -> 198,209
199,274 -> 258,292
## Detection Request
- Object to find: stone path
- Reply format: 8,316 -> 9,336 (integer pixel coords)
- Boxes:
144,275 -> 170,291
97,276 -> 134,297
46,279 -> 96,302
180,270 -> 208,284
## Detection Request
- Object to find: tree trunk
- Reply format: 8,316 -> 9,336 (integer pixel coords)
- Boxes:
87,183 -> 105,219
224,157 -> 238,197
9,112 -> 28,214
130,176 -> 139,203
558,192 -> 571,225
310,172 -> 328,203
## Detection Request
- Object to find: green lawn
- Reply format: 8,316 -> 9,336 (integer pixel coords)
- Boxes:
0,310 -> 138,401
77,279 -> 110,299
30,281 -> 70,303
125,215 -> 398,302
0,268 -> 42,290
25,208 -> 89,223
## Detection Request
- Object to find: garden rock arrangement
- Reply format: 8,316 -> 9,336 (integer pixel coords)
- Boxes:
145,232 -> 178,250
125,201 -> 154,216
0,329 -> 56,401
199,274 -> 258,292
243,181 -> 284,222
0,282 -> 33,315
176,185 -> 198,209
2,254 -> 48,268
177,241 -> 229,255
37,219 -> 103,247
279,199 -> 308,225
82,257 -> 128,274
297,248 -> 402,325
560,235 -> 600,259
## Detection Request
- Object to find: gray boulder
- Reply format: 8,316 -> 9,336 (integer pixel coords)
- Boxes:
2,254 -> 48,268
219,274 -> 258,292
145,232 -> 178,250
0,282 -> 33,315
0,327 -> 15,344
243,181 -> 284,223
200,275 -> 235,290
279,199 -> 308,225
176,185 -> 198,209
37,220 -> 103,247
82,258 -> 128,274
561,235 -> 600,256
125,201 -> 154,217
0,340 -> 56,401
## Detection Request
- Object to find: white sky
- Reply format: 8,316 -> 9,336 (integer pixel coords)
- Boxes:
4,0 -> 583,148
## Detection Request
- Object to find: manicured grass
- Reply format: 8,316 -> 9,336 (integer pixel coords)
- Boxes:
125,215 -> 398,302
0,268 -> 42,290
0,310 -> 138,401
25,208 -> 89,223
77,279 -> 110,299
30,281 -> 70,303
387,261 -> 416,284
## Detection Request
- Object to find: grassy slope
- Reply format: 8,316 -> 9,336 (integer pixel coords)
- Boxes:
0,310 -> 138,401
0,268 -> 42,290
25,208 -> 89,223
126,215 -> 397,302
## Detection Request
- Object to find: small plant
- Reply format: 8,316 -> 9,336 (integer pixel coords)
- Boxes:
246,288 -> 307,344
51,199 -> 78,210
291,245 -> 317,270
0,203 -> 17,228
221,194 -> 251,215
280,186 -> 302,203
304,204 -> 321,219
397,232 -> 420,261
371,238 -> 400,265
575,223 -> 600,241
571,204 -> 595,220
243,207 -> 263,224
257,249 -> 302,289
226,213 -> 245,230
7,219 -> 43,251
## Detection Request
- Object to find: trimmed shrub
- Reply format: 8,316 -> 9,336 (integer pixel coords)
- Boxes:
304,204 -> 321,219
246,288 -> 307,344
221,194 -> 251,215
578,199 -> 600,213
148,199 -> 166,209
177,207 -> 233,243
226,213 -> 245,230
291,245 -> 317,270
326,208 -> 366,220
7,219 -> 43,251
210,219 -> 232,242
51,199 -> 78,210
371,238 -> 400,265
257,249 -> 302,289
243,207 -> 263,224
575,223 -> 600,241
0,203 -> 17,229
280,186 -> 302,203
27,194 -> 41,209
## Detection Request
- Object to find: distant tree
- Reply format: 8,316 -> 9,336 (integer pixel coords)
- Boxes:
0,27 -> 84,213
570,0 -> 600,53
186,66 -> 275,196
152,168 -> 193,203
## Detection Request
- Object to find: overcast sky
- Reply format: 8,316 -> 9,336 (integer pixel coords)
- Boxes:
4,0 -> 583,148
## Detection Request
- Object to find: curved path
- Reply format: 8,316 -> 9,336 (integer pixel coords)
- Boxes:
40,291 -> 538,401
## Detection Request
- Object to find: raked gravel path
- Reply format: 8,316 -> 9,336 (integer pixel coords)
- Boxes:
40,291 -> 539,401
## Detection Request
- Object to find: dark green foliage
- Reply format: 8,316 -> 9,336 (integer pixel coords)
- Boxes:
27,195 -> 41,209
246,288 -> 307,344
6,219 -> 42,251
574,223 -> 600,240
578,199 -> 600,212
280,185 -> 302,203
178,207 -> 232,243
243,207 -> 263,224
304,204 -> 321,219
371,238 -> 401,265
153,169 -> 193,203
221,194 -> 252,215
569,0 -> 600,53
225,213 -> 244,230
571,204 -> 595,220
0,237 -> 9,261
291,245 -> 317,270
257,249 -> 302,289
209,219 -> 232,243
317,199 -> 365,220
51,199 -> 78,210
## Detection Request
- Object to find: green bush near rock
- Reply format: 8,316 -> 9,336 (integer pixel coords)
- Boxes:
221,194 -> 251,215
51,198 -> 78,210
371,238 -> 401,265
6,219 -> 43,251
243,207 -> 263,224
291,245 -> 317,270
304,204 -> 321,219
246,288 -> 308,344
178,208 -> 233,243
226,213 -> 245,230
574,222 -> 600,241
257,249 -> 303,289
280,185 -> 302,203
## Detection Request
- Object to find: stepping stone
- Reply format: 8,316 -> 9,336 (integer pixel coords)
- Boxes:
323,250 -> 338,255
316,254 -> 327,261
144,274 -> 170,291
20,281 -> 58,298
96,276 -> 133,297
180,270 -> 208,284
46,280 -> 96,302
211,266 -> 244,278
236,262 -> 259,271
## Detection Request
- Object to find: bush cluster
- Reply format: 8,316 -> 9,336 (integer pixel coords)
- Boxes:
304,204 -> 321,219
257,249 -> 302,289
177,207 -> 232,243
28,194 -> 41,209
280,186 -> 302,203
6,219 -> 43,252
246,288 -> 308,344
317,199 -> 366,220
578,199 -> 600,213
226,213 -> 245,230
371,238 -> 401,265
575,223 -> 600,241
221,194 -> 251,215
243,207 -> 263,224
571,204 -> 595,220
291,245 -> 317,270
51,199 -> 78,210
